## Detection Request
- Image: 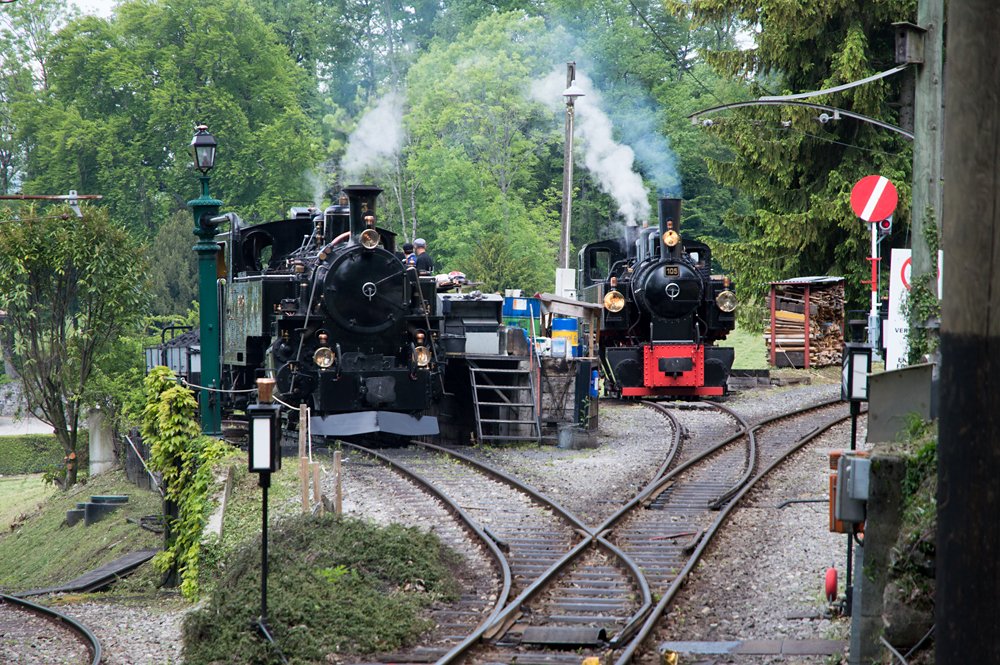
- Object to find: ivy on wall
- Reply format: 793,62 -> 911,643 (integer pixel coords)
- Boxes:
904,214 -> 941,364
142,366 -> 231,599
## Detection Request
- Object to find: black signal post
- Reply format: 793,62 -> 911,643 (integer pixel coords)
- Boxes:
247,378 -> 281,638
840,342 -> 871,618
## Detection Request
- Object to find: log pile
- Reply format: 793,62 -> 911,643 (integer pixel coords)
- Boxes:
763,281 -> 845,368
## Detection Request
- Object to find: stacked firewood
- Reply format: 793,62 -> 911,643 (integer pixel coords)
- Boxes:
763,281 -> 845,367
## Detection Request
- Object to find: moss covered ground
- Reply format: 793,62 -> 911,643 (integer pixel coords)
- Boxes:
183,514 -> 462,665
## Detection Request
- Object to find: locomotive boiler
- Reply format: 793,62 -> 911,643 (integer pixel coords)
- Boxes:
219,185 -> 443,437
578,198 -> 736,397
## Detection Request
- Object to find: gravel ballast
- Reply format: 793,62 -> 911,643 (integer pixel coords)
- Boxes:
32,381 -> 861,664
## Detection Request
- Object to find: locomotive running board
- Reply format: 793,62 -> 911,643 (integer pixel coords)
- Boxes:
310,411 -> 439,437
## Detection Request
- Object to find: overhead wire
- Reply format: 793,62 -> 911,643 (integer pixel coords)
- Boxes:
624,0 -> 726,106
703,117 -> 906,157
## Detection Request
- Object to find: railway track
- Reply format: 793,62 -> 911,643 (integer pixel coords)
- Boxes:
0,593 -> 102,665
346,397 -> 850,664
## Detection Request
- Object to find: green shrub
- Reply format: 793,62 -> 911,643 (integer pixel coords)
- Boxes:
183,514 -> 461,664
0,434 -> 89,475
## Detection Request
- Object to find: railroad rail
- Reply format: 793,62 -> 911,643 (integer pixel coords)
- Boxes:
346,397 -> 849,664
0,593 -> 102,665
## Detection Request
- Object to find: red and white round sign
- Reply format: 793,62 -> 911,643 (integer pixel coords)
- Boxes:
850,175 -> 898,222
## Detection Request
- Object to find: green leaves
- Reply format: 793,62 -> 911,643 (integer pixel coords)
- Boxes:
143,366 -> 232,599
0,205 -> 149,488
689,0 -> 915,329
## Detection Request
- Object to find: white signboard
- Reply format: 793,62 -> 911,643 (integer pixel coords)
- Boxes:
885,249 -> 943,370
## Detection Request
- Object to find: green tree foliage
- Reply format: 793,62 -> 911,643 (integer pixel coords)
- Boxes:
404,12 -> 565,292
12,0 -> 321,235
0,205 -> 148,488
687,0 -> 916,327
149,209 -> 198,316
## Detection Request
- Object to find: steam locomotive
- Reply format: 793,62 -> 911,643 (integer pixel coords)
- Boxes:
219,185 -> 444,437
578,198 -> 737,397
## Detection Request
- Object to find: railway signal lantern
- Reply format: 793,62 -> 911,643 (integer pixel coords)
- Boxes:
841,342 -> 872,403
248,379 -> 282,475
877,217 -> 892,236
248,378 -> 282,644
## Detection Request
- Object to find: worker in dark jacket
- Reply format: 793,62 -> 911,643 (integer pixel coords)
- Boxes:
413,238 -> 434,274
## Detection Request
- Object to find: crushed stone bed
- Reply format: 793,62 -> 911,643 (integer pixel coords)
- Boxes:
44,381 -> 857,664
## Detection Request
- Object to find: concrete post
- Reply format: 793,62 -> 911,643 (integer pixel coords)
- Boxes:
87,408 -> 115,476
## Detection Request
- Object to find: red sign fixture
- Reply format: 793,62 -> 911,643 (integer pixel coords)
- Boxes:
850,175 -> 898,222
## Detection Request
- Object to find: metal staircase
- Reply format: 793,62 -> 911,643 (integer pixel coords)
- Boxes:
468,357 -> 540,443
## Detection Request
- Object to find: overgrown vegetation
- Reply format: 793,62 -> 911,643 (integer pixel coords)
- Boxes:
183,514 -> 462,664
903,218 -> 942,364
142,367 -> 233,599
884,416 -> 936,656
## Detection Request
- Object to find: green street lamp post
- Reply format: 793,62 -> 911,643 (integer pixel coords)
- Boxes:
188,125 -> 223,434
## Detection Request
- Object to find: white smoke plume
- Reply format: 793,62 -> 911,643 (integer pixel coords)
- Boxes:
531,68 -> 650,226
341,90 -> 405,184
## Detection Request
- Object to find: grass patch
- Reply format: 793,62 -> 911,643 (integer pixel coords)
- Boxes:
197,455 -> 301,594
0,469 -> 163,593
727,325 -> 768,370
184,514 -> 462,664
0,474 -> 56,530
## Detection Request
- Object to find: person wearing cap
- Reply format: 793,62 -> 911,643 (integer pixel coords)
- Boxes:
413,238 -> 434,274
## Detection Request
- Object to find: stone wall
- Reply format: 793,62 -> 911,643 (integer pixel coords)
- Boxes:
0,380 -> 24,417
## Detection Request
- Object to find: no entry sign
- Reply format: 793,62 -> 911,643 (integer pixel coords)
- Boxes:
851,175 -> 898,222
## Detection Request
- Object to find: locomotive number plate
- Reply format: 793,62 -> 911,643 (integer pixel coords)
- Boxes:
664,266 -> 680,276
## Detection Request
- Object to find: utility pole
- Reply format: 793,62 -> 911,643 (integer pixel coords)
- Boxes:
559,62 -> 578,271
936,0 -> 1000,661
907,0 -> 945,347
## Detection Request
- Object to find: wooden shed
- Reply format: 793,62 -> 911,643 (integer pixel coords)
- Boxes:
764,277 -> 845,368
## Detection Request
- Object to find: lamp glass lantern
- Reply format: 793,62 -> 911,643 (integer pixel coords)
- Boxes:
247,403 -> 281,473
190,125 -> 217,174
841,342 -> 872,402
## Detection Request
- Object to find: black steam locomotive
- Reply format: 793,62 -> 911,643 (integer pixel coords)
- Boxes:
578,198 -> 737,397
219,185 -> 443,437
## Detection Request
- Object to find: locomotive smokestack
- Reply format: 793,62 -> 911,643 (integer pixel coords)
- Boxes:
343,185 -> 383,241
657,197 -> 682,236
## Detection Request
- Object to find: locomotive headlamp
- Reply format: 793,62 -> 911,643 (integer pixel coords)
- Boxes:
313,346 -> 335,369
663,230 -> 680,247
604,289 -> 626,313
416,331 -> 426,344
190,125 -> 217,174
414,345 -> 432,368
610,276 -> 618,287
715,290 -> 738,313
359,228 -> 381,249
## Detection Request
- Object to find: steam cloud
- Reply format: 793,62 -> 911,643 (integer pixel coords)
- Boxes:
531,69 -> 651,226
341,90 -> 406,184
